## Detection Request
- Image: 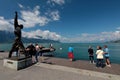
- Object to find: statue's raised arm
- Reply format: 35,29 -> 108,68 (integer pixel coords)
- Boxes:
14,11 -> 23,39
14,11 -> 18,29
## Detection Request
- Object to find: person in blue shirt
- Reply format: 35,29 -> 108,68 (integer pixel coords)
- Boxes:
104,45 -> 111,67
68,47 -> 74,52
68,47 -> 74,61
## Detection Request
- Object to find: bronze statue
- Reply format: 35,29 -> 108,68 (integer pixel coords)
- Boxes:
8,11 -> 25,58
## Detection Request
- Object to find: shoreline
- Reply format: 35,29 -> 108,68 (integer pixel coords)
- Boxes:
1,51 -> 120,64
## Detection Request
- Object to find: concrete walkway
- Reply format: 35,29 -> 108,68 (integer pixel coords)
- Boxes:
0,60 -> 111,80
40,57 -> 120,75
0,52 -> 120,80
35,62 -> 120,80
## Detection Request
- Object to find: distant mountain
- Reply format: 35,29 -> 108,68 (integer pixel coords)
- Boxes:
22,37 -> 60,43
108,40 -> 120,43
106,39 -> 120,43
0,30 -> 14,43
0,30 -> 60,43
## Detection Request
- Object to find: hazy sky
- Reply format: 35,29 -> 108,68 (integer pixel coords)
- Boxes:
0,0 -> 120,43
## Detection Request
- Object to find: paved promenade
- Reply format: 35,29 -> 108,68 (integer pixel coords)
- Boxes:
41,57 -> 120,75
0,52 -> 120,80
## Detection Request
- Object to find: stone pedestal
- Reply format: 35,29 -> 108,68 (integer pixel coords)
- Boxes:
3,57 -> 32,70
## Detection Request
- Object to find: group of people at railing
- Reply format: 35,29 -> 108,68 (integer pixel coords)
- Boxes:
68,45 -> 111,68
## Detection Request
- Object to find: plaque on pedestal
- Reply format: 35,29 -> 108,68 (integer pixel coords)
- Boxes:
3,56 -> 32,70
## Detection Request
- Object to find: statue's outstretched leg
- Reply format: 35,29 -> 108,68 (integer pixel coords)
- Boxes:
8,42 -> 18,58
8,39 -> 19,58
8,49 -> 13,58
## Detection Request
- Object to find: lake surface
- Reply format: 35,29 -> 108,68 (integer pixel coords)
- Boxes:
0,43 -> 120,64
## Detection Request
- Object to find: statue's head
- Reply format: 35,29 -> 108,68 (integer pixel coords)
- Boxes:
19,24 -> 23,29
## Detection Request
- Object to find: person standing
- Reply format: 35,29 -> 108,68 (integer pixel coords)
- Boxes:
26,43 -> 36,63
35,44 -> 40,62
39,45 -> 44,62
96,46 -> 104,68
49,43 -> 53,48
88,46 -> 95,64
104,45 -> 111,67
68,46 -> 74,61
26,43 -> 36,57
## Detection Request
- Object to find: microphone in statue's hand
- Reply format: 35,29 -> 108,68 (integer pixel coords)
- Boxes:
15,11 -> 17,14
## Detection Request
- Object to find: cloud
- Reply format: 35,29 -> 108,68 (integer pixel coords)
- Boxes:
22,29 -> 61,41
1,13 -> 120,43
1,2 -> 120,43
0,17 -> 13,31
1,14 -> 120,42
0,3 -> 62,41
18,3 -> 24,8
17,4 -> 61,28
19,6 -> 50,28
47,0 -> 65,6
22,30 -> 120,43
63,31 -> 120,43
50,10 -> 60,20
117,27 -> 120,30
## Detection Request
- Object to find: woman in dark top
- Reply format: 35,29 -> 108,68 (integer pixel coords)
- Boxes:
88,46 -> 95,64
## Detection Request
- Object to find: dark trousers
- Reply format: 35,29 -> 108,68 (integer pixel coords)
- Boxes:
96,59 -> 104,68
35,51 -> 40,62
89,56 -> 94,63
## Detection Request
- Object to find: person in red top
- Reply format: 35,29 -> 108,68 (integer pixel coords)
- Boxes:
68,47 -> 74,61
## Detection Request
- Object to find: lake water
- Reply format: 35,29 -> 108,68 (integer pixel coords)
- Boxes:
0,43 -> 120,64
